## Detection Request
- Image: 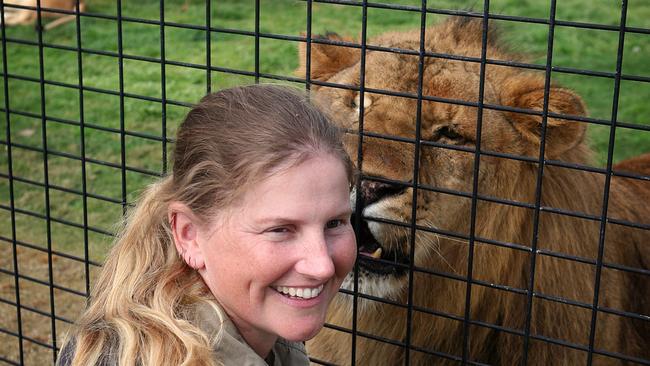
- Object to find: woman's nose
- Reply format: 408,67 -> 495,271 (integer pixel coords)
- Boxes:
295,233 -> 335,280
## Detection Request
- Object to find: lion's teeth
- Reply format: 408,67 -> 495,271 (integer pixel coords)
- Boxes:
370,247 -> 383,259
275,284 -> 324,299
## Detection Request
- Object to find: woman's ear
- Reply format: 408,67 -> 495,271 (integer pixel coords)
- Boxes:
168,202 -> 206,270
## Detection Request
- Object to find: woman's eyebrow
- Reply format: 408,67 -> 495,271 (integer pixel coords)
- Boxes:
334,208 -> 353,217
253,216 -> 303,226
254,208 -> 352,226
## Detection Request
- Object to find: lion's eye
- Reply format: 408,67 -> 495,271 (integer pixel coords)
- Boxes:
350,94 -> 373,111
437,126 -> 462,140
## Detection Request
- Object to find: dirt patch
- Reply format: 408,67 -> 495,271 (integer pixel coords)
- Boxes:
0,243 -> 99,365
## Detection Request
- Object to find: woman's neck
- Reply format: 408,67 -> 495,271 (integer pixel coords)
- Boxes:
237,325 -> 278,359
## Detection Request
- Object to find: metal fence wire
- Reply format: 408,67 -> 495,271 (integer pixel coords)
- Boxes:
0,0 -> 649,365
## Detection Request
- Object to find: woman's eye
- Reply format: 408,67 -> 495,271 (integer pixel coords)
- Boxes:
268,227 -> 290,234
437,126 -> 462,140
326,219 -> 344,229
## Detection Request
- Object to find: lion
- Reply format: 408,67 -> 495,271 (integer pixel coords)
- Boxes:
1,0 -> 86,30
297,17 -> 650,365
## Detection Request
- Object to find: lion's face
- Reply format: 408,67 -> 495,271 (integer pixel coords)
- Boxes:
298,19 -> 587,301
317,53 -> 516,300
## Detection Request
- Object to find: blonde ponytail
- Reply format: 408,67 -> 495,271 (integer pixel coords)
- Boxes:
62,178 -> 222,366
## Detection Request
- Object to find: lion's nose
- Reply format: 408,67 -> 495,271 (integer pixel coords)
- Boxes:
359,179 -> 407,207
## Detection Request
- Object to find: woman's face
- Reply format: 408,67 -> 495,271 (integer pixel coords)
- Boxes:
196,153 -> 356,354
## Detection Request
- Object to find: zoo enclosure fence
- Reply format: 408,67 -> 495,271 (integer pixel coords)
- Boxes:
0,0 -> 649,365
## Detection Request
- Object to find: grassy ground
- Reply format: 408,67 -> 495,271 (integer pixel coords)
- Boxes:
0,0 -> 648,364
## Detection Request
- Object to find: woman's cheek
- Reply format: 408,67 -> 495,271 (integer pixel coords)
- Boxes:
335,229 -> 357,276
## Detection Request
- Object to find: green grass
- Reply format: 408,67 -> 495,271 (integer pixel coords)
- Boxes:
0,0 -> 649,266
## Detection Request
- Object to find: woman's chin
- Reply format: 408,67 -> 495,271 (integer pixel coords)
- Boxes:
279,321 -> 325,342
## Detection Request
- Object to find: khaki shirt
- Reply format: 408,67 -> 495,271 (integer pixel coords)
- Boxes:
197,302 -> 311,366
57,302 -> 310,366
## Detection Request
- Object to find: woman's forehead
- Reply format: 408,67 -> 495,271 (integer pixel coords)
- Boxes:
232,155 -> 350,217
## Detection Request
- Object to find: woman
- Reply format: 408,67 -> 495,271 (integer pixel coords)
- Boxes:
57,84 -> 357,365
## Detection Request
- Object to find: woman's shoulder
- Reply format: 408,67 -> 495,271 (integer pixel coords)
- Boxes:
272,339 -> 309,366
56,339 -> 75,366
56,337 -> 115,366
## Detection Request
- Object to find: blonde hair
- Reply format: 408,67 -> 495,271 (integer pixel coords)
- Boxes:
59,85 -> 352,366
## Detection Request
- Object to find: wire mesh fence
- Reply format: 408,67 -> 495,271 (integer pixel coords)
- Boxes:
0,0 -> 648,365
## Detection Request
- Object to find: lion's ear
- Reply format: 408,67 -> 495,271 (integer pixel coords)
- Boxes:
296,32 -> 360,82
501,76 -> 587,157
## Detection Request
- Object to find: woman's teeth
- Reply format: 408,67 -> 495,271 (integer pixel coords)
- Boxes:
274,284 -> 324,299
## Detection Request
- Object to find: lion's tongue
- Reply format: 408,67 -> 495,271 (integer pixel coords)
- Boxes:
359,247 -> 382,259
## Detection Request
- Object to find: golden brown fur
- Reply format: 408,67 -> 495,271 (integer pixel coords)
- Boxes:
297,17 -> 650,365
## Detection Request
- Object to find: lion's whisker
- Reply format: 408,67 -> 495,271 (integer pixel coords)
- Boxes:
432,233 -> 458,274
437,235 -> 468,246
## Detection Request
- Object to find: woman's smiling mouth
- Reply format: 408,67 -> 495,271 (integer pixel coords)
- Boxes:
273,284 -> 324,299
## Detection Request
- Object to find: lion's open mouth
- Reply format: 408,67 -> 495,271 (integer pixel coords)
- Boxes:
354,215 -> 409,275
